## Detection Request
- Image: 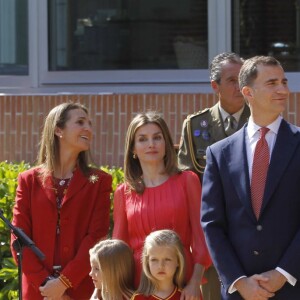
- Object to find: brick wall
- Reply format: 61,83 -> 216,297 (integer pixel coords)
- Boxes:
1,93 -> 300,167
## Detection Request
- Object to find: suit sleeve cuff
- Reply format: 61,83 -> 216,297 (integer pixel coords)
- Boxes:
228,276 -> 247,294
276,267 -> 297,286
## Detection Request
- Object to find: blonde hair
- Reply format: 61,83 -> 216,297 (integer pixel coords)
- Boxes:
137,230 -> 186,295
89,239 -> 134,300
37,102 -> 91,182
124,112 -> 180,194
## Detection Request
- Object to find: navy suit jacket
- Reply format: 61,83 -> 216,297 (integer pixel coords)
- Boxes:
201,119 -> 300,299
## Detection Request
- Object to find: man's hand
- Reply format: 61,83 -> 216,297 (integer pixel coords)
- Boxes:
234,275 -> 275,300
258,270 -> 286,293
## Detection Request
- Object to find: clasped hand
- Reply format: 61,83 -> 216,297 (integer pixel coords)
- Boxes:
39,278 -> 68,300
235,269 -> 286,300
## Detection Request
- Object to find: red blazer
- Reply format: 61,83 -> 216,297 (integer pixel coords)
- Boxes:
11,166 -> 112,300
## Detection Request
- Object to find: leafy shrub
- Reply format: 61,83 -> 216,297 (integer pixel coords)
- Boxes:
0,161 -> 31,300
0,161 -> 124,300
100,166 -> 125,235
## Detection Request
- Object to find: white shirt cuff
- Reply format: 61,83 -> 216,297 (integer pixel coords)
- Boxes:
228,268 -> 296,294
228,276 -> 247,294
276,267 -> 297,286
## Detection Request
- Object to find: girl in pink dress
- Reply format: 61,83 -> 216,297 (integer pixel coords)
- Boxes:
132,230 -> 185,300
113,112 -> 211,300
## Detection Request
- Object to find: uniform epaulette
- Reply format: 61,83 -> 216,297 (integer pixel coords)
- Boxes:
187,108 -> 210,120
185,108 -> 210,175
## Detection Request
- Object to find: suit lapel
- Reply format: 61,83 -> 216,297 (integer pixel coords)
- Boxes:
36,169 -> 57,206
222,120 -> 300,220
210,104 -> 250,140
62,167 -> 88,205
222,126 -> 255,219
36,167 -> 90,206
261,120 -> 300,214
210,104 -> 227,141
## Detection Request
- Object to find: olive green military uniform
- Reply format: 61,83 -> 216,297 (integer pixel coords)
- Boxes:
178,102 -> 250,300
178,103 -> 250,182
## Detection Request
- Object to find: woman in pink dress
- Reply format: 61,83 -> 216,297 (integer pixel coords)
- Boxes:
113,112 -> 212,300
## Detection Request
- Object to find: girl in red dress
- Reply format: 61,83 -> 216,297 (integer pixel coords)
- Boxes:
132,230 -> 185,300
89,239 -> 134,300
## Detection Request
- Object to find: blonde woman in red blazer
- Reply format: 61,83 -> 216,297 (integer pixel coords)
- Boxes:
11,102 -> 112,300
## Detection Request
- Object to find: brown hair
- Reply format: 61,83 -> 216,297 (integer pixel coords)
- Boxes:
239,56 -> 282,89
124,111 -> 180,194
37,102 -> 91,182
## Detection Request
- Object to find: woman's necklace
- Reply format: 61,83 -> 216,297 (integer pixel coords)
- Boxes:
58,178 -> 66,186
54,174 -> 73,234
56,167 -> 76,186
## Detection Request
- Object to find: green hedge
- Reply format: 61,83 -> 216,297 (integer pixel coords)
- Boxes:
0,161 -> 124,300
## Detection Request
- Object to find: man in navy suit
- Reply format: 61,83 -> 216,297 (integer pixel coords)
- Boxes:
201,56 -> 300,299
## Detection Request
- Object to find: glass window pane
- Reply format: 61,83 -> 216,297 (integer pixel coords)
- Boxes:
232,0 -> 300,71
48,0 -> 208,71
0,0 -> 28,75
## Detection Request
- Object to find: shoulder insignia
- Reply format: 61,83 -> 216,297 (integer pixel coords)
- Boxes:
187,108 -> 210,120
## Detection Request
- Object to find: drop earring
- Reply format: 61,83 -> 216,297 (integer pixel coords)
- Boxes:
133,153 -> 137,159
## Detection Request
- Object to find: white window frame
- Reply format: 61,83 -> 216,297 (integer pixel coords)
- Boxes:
37,0 -> 212,89
0,0 -> 299,94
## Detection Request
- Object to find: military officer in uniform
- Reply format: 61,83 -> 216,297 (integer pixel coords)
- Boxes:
178,52 -> 250,300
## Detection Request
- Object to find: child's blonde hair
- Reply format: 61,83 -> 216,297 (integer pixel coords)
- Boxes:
89,239 -> 134,300
137,229 -> 186,295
